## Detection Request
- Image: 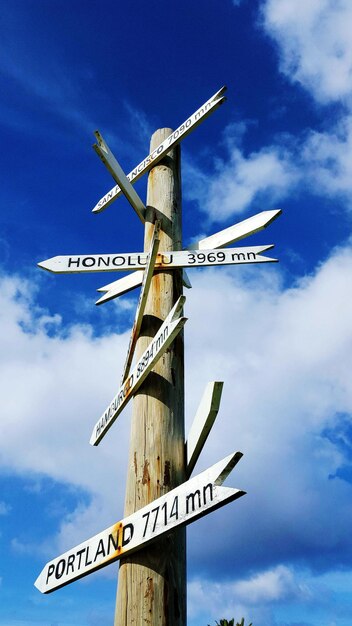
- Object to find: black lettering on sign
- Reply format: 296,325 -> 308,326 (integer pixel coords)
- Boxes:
161,254 -> 173,265
185,483 -> 214,515
186,490 -> 201,514
122,523 -> 134,547
195,108 -> 203,121
203,483 -> 213,505
247,252 -> 256,260
66,553 -> 75,574
112,256 -> 126,267
107,528 -> 120,554
97,256 -> 110,268
55,559 -> 65,580
82,257 -> 96,268
84,546 -> 92,566
46,563 -> 55,583
68,257 -> 80,268
94,539 -> 106,562
232,253 -> 246,261
76,548 -> 85,569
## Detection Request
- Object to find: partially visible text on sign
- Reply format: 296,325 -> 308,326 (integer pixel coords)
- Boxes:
92,86 -> 226,213
90,296 -> 187,445
38,245 -> 276,274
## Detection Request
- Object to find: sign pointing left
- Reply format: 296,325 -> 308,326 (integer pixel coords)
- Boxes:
34,451 -> 245,594
38,245 -> 276,274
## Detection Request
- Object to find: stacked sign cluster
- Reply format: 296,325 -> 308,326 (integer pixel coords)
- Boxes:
35,87 -> 281,594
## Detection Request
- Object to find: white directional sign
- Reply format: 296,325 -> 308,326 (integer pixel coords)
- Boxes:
93,131 -> 146,223
186,381 -> 224,477
92,86 -> 227,214
94,268 -> 192,304
38,244 -> 276,275
121,221 -> 161,382
34,451 -> 245,594
91,210 -> 281,302
189,209 -> 282,250
90,296 -> 187,446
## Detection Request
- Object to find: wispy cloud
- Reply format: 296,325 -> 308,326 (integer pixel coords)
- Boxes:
0,501 -> 11,515
261,0 -> 352,106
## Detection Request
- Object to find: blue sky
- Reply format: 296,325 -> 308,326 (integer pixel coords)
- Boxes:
1,0 -> 352,624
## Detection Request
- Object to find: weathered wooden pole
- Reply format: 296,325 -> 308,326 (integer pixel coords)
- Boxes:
114,129 -> 186,625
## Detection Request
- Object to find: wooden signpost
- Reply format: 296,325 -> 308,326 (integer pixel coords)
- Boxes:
36,86 -> 282,626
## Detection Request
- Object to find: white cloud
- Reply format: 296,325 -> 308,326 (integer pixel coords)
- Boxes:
184,138 -> 297,223
0,501 -> 11,515
188,564 -> 308,621
185,111 -> 352,224
0,273 -> 131,553
262,0 -> 352,105
206,145 -> 297,221
302,115 -> 352,203
188,565 -> 352,625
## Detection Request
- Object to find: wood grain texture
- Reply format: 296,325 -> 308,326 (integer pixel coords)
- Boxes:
114,128 -> 186,626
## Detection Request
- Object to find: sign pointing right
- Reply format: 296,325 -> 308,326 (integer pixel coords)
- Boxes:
92,209 -> 282,303
92,86 -> 227,214
34,451 -> 245,594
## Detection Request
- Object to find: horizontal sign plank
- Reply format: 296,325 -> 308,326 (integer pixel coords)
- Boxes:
90,296 -> 187,446
38,245 -> 276,275
92,86 -> 227,214
34,451 -> 245,594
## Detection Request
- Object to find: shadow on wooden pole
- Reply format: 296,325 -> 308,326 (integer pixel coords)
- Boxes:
114,128 -> 186,625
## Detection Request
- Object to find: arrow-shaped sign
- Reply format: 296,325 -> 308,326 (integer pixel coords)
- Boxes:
93,131 -> 146,223
189,209 -> 282,250
92,209 -> 281,303
186,381 -> 224,477
90,296 -> 187,446
38,244 -> 277,275
120,221 -> 161,383
92,86 -> 227,214
34,451 -> 245,594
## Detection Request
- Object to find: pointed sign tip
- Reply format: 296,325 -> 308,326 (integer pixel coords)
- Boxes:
214,451 -> 243,486
37,260 -> 52,272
